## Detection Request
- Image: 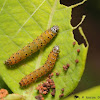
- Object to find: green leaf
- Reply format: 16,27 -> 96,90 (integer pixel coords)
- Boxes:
0,76 -> 12,93
0,0 -> 88,99
65,85 -> 100,100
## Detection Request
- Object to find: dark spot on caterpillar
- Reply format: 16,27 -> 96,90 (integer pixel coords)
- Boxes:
51,34 -> 53,36
31,50 -> 33,53
13,57 -> 14,58
45,69 -> 47,72
44,40 -> 46,42
26,54 -> 27,56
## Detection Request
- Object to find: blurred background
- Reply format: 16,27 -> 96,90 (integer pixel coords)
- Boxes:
61,0 -> 100,93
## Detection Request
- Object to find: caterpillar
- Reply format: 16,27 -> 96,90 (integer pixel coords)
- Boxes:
5,26 -> 59,66
19,46 -> 59,87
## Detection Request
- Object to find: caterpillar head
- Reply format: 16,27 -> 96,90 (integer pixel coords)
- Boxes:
53,46 -> 59,53
51,26 -> 59,33
4,60 -> 10,66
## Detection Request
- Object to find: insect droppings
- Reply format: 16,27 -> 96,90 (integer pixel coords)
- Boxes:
73,41 -> 76,46
75,59 -> 79,63
63,63 -> 70,71
56,72 -> 60,76
77,49 -> 80,53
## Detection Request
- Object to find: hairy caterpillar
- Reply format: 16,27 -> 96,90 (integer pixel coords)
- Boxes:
5,26 -> 59,66
19,46 -> 59,87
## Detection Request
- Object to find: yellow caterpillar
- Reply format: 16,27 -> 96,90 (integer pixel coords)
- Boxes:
19,46 -> 59,87
5,26 -> 59,66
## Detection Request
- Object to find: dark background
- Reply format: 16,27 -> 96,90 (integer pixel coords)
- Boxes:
61,0 -> 100,93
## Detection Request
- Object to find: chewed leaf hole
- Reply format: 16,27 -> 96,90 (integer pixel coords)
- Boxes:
60,0 -> 84,6
73,29 -> 87,47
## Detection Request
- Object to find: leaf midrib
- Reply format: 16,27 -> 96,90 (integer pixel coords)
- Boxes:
35,0 -> 58,69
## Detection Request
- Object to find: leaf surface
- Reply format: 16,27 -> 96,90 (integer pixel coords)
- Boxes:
65,86 -> 100,100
